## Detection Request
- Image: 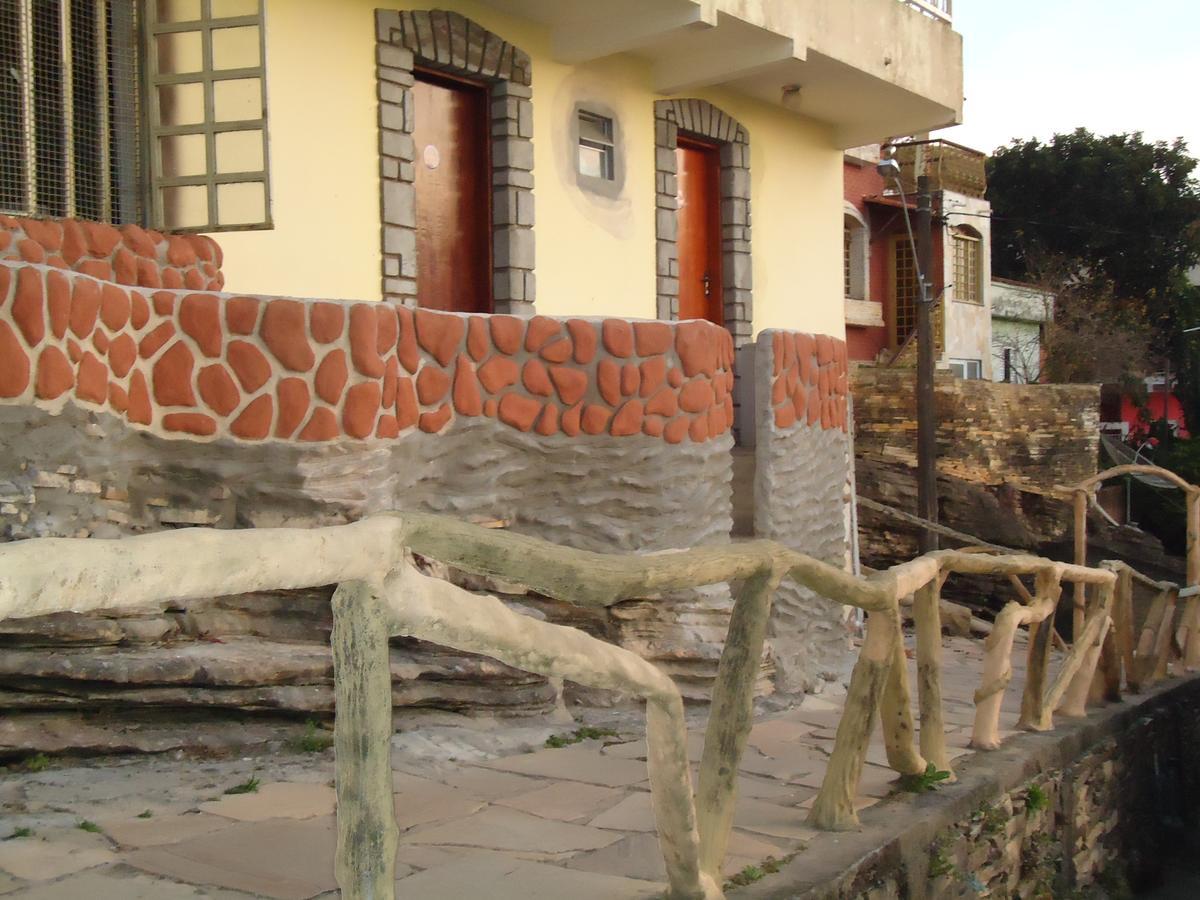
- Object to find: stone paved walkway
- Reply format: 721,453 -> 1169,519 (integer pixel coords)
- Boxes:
0,634 -> 1038,898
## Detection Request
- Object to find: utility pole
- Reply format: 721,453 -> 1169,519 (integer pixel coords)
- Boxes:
915,174 -> 938,552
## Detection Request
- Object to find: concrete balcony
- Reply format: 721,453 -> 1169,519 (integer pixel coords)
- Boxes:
479,0 -> 963,147
892,139 -> 987,198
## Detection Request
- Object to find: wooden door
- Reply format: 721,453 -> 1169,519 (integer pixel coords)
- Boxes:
676,137 -> 723,324
412,71 -> 491,312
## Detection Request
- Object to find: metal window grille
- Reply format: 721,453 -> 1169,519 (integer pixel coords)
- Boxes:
0,0 -> 141,223
577,110 -> 614,181
893,236 -> 918,344
146,0 -> 270,232
843,224 -> 852,298
953,231 -> 980,304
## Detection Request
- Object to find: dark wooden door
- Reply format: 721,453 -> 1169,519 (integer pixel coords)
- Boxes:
676,137 -> 723,324
412,71 -> 491,312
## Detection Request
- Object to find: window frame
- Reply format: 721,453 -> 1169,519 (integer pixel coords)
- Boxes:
843,204 -> 868,302
949,357 -> 982,380
144,0 -> 272,233
951,226 -> 982,305
577,109 -> 614,182
570,100 -> 623,199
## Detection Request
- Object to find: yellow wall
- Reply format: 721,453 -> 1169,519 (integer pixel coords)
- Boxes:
211,0 -> 844,339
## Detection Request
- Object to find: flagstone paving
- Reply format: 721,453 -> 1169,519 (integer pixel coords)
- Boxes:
0,634 -> 1041,898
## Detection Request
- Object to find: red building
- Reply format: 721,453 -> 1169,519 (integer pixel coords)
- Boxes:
1100,377 -> 1190,442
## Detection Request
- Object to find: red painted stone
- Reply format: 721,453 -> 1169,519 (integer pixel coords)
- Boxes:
167,236 -> 198,267
348,304 -> 385,377
642,416 -> 664,438
663,417 -> 689,445
807,385 -> 821,426
465,316 -> 489,361
198,364 -> 240,415
108,382 -> 128,412
18,239 -> 45,264
714,374 -> 728,403
153,341 -> 197,406
646,388 -> 679,418
139,322 -> 176,359
130,291 -> 150,330
707,405 -> 725,437
453,354 -> 483,416
226,297 -> 261,335
675,320 -> 717,377
397,306 -> 420,373
600,319 -> 634,359
0,230 -> 9,252
610,400 -> 644,437
93,331 -> 110,353
231,394 -> 273,439
561,402 -> 582,437
309,302 -> 343,344
548,365 -> 587,405
418,403 -> 452,434
75,352 -> 108,403
152,291 -> 176,316
70,278 -> 101,338
162,268 -> 184,289
120,224 -> 156,258
61,220 -> 87,265
0,264 -> 8,306
382,357 -> 399,409
376,305 -> 398,355
770,376 -> 787,406
78,259 -> 113,281
791,384 -> 807,419
539,337 -> 572,363
298,407 -> 339,441
638,360 -> 667,398
67,340 -> 82,363
535,404 -> 559,436
667,367 -> 684,388
522,359 -> 553,397
489,315 -> 523,355
269,378 -> 306,438
35,346 -> 72,399
566,319 -> 597,364
416,365 -> 451,406
780,333 -> 796,372
46,272 -> 70,338
315,349 -> 349,404
262,299 -> 315,372
597,359 -> 621,406
679,379 -> 713,413
620,364 -> 638,397
395,377 -> 418,429
136,258 -> 162,288
186,234 -> 215,263
13,267 -> 45,346
343,382 -> 382,438
818,365 -> 830,397
226,340 -> 270,392
478,356 -> 519,393
581,404 -> 611,435
112,248 -> 137,285
376,415 -> 400,439
22,218 -> 61,251
127,370 -> 152,425
796,333 -> 815,383
497,393 -> 541,432
163,413 -> 217,436
633,322 -> 672,356
100,283 -> 131,331
524,316 -> 561,352
689,414 -> 710,443
183,268 -> 206,290
108,334 -> 136,378
415,309 -> 466,366
45,255 -> 67,268
483,398 -> 498,418
816,334 -> 834,366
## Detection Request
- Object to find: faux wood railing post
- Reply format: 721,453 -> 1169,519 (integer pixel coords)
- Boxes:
1152,588 -> 1179,681
696,566 -> 781,880
1059,580 -> 1114,717
879,600 -> 927,776
1073,489 -> 1088,640
912,579 -> 952,776
332,579 -> 398,900
1011,570 -> 1059,736
809,608 -> 894,831
1113,567 -> 1137,692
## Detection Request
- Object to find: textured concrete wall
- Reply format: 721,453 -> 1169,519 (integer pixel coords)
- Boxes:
753,330 -> 853,693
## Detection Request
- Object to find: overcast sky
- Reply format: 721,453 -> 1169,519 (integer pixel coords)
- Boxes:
942,0 -> 1200,158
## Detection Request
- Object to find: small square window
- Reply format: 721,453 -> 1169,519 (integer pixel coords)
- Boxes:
577,111 -> 614,181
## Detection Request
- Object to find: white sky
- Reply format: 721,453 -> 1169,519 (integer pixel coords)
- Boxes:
942,0 -> 1200,157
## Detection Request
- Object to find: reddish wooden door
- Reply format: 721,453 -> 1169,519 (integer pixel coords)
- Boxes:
676,137 -> 723,324
412,71 -> 491,312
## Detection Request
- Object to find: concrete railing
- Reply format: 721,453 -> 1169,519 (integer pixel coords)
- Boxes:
0,512 -> 1192,899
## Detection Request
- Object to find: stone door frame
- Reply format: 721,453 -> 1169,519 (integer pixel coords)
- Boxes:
375,9 -> 534,314
654,99 -> 752,346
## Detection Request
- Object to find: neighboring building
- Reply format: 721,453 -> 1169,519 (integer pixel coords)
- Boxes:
1100,377 -> 1190,442
991,277 -> 1051,383
843,137 -> 992,378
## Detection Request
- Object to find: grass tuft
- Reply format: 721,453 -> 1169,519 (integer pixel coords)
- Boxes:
77,820 -> 102,833
4,827 -> 33,841
290,720 -> 334,754
898,762 -> 952,793
224,775 -> 261,795
544,726 -> 619,749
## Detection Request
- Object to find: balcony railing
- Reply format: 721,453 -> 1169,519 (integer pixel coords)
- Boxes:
899,0 -> 953,23
892,138 -> 987,199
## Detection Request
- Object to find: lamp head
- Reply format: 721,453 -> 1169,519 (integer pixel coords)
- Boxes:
876,157 -> 901,179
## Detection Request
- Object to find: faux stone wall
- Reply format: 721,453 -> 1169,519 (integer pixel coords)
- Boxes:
753,329 -> 853,693
852,367 -> 1100,490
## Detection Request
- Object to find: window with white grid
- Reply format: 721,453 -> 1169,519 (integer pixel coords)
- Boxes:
0,0 -> 142,223
952,227 -> 981,304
